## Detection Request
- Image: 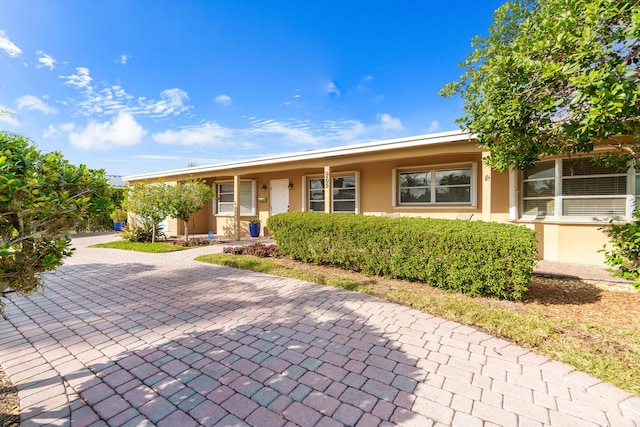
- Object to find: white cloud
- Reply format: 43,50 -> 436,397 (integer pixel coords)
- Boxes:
36,50 -> 56,70
153,122 -> 233,146
61,67 -> 93,89
247,118 -> 320,145
59,122 -> 75,132
357,75 -> 374,91
428,120 -> 440,132
132,154 -> 177,160
215,94 -> 232,106
16,95 -> 58,114
68,112 -> 146,149
0,30 -> 21,58
326,81 -> 341,97
377,113 -> 403,132
336,120 -> 368,142
60,67 -> 191,118
43,124 -> 61,139
116,54 -> 131,65
147,88 -> 189,116
0,106 -> 19,126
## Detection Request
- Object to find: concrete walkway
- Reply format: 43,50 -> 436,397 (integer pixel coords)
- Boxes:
1,234 -> 639,427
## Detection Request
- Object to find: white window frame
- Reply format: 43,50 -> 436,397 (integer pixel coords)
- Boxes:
303,172 -> 359,213
213,179 -> 257,216
305,175 -> 326,213
332,173 -> 359,213
520,156 -> 637,221
394,163 -> 477,208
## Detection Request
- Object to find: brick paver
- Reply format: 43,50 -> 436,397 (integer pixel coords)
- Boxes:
1,233 -> 639,426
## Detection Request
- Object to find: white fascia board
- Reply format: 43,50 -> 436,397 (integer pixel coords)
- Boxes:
124,130 -> 475,182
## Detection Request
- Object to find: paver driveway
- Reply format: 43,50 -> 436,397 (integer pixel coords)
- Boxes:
1,234 -> 639,427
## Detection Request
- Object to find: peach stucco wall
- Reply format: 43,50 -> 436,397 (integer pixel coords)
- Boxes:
138,141 -> 609,265
522,222 -> 609,266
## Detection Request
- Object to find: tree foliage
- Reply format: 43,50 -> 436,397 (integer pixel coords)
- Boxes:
0,132 -> 113,310
166,179 -> 215,242
123,182 -> 172,243
124,179 -> 214,243
441,0 -> 640,171
600,208 -> 640,288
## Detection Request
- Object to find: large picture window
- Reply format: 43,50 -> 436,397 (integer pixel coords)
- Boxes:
521,157 -> 633,219
215,180 -> 256,216
399,167 -> 472,205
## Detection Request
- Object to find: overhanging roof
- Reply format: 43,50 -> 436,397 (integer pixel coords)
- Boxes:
124,129 -> 475,182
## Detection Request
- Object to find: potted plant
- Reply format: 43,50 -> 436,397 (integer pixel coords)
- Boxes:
110,208 -> 128,232
248,218 -> 261,238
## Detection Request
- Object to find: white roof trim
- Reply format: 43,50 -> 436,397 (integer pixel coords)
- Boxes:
124,129 -> 475,182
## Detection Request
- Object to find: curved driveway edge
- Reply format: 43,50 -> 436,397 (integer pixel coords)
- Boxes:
1,234 -> 639,427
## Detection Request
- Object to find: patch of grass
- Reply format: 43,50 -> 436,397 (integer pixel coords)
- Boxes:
543,326 -> 640,396
195,254 -> 365,290
386,289 -> 557,348
195,253 -> 640,396
91,241 -> 185,253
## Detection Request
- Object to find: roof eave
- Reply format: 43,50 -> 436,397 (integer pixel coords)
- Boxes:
124,130 -> 476,182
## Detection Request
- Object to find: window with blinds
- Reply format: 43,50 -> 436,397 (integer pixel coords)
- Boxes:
215,180 -> 256,216
521,157 -> 634,219
399,167 -> 472,205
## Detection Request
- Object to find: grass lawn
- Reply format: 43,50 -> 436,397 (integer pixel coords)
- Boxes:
91,241 -> 185,253
196,253 -> 640,397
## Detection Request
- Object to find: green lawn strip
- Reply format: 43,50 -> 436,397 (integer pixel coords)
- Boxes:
385,288 -> 556,348
543,327 -> 640,397
90,241 -> 185,253
195,254 -> 365,290
196,253 -> 640,396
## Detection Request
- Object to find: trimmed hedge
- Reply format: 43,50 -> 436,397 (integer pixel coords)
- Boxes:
267,212 -> 538,300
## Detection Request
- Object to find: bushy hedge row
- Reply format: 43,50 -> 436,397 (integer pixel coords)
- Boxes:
267,212 -> 538,300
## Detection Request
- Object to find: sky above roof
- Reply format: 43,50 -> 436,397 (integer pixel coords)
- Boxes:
0,1 -> 504,176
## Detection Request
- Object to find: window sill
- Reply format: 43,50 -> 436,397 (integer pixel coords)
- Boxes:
393,205 -> 476,210
512,217 -> 629,226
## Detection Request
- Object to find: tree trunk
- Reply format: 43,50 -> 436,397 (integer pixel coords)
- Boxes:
183,219 -> 189,243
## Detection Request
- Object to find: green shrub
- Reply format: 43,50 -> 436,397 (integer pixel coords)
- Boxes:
267,212 -> 538,300
120,223 -> 165,243
600,208 -> 640,289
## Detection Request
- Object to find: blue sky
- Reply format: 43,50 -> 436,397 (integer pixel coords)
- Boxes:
0,1 -> 504,176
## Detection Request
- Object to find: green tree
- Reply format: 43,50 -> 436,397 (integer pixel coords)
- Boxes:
0,132 -> 113,311
600,207 -> 640,289
441,0 -> 640,171
167,178 -> 215,242
124,181 -> 172,243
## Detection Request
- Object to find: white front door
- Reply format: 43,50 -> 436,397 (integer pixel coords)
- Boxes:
270,179 -> 289,215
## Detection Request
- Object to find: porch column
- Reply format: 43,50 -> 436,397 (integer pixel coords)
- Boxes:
509,166 -> 518,221
481,152 -> 492,222
234,175 -> 241,240
324,166 -> 332,213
